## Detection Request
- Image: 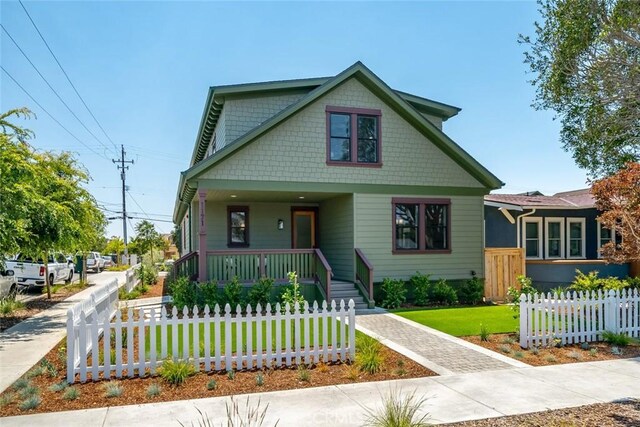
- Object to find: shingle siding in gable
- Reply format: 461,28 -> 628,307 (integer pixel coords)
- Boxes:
200,78 -> 484,188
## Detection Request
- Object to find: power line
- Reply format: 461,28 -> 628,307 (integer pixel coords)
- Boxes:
127,190 -> 168,232
1,66 -> 109,160
18,0 -> 119,153
1,24 -> 115,157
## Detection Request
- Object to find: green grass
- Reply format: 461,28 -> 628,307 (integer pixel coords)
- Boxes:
392,305 -> 517,337
144,319 -> 352,357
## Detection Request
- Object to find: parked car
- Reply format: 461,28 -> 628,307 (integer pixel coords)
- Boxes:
5,253 -> 74,289
101,256 -> 114,268
0,268 -> 17,298
86,252 -> 105,273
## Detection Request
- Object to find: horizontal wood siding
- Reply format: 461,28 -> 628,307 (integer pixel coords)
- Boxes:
354,193 -> 484,280
319,195 -> 354,281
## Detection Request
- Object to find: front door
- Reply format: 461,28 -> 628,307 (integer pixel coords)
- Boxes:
292,208 -> 317,249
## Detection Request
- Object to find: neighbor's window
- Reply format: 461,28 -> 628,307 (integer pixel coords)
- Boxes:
523,217 -> 542,259
228,206 -> 249,247
327,106 -> 381,165
567,218 -> 586,258
393,198 -> 450,253
545,218 -> 564,259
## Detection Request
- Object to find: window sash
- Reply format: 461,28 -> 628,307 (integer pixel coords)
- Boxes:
228,207 -> 249,247
567,218 -> 585,258
393,199 -> 450,252
545,218 -> 564,259
522,218 -> 542,259
327,107 -> 381,165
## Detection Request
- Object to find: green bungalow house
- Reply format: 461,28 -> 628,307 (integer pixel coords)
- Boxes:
173,62 -> 503,308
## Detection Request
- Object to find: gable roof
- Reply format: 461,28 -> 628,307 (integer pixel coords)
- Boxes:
485,188 -> 595,210
174,62 -> 503,222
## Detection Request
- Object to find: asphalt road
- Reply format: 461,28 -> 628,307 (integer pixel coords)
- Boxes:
15,270 -> 120,303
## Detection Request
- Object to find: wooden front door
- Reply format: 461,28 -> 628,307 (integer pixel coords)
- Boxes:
292,208 -> 317,249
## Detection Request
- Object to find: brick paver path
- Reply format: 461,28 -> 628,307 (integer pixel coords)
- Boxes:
356,313 -> 523,375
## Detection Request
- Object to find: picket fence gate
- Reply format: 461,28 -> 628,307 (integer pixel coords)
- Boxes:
519,288 -> 640,348
67,299 -> 356,383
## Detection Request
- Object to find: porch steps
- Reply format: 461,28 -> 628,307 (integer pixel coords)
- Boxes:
330,280 -> 369,310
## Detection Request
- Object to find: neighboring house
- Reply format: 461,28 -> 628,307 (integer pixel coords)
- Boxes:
173,61 -> 503,308
484,189 -> 629,291
161,233 -> 179,260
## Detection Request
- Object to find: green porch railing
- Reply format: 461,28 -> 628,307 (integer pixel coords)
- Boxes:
171,251 -> 199,282
355,248 -> 374,307
313,249 -> 332,301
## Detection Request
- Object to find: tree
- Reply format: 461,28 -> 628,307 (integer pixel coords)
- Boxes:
0,109 -> 106,297
134,220 -> 161,264
591,162 -> 640,262
171,225 -> 182,255
104,237 -> 125,263
520,0 -> 640,178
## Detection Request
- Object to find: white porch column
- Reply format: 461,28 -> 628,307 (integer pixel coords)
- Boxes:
198,190 -> 207,282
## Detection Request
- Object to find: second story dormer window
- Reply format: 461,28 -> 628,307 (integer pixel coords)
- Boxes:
326,106 -> 382,167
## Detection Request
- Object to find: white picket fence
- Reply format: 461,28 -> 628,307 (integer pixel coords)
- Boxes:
123,264 -> 141,293
67,300 -> 356,383
519,288 -> 640,348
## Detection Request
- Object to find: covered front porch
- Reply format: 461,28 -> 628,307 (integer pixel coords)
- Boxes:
175,185 -> 374,307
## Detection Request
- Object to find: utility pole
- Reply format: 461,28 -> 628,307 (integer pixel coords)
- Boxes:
112,145 -> 134,263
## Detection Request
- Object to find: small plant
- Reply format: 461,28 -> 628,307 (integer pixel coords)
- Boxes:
63,386 -> 79,400
580,342 -> 591,350
567,351 -> 583,361
207,379 -> 217,390
410,272 -> 431,306
507,275 -> 536,319
40,358 -> 58,377
428,279 -> 458,305
200,280 -> 219,308
12,378 -> 30,391
49,381 -> 68,392
255,373 -> 264,387
499,344 -> 512,354
501,336 -> 516,345
356,335 -> 384,375
530,347 -> 540,356
227,369 -> 236,380
18,384 -> 39,399
549,286 -> 567,296
589,348 -> 598,357
362,388 -> 430,427
454,276 -> 484,305
545,355 -> 558,363
248,277 -> 274,308
345,364 -> 360,381
26,366 -> 45,379
394,367 -> 408,376
223,276 -> 244,310
0,297 -> 25,316
479,324 -> 490,342
602,331 -> 631,347
0,392 -> 14,407
57,344 -> 67,364
513,351 -> 524,359
280,272 -> 306,310
316,362 -> 329,373
224,396 -> 274,427
380,278 -> 407,309
611,346 -> 622,355
18,395 -> 40,411
104,381 -> 123,398
297,365 -> 310,382
146,383 -> 161,398
159,360 -> 195,386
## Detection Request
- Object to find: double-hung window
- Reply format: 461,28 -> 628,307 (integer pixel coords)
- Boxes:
392,198 -> 450,253
567,218 -> 586,258
326,106 -> 381,166
544,218 -> 564,259
522,217 -> 542,259
227,206 -> 249,247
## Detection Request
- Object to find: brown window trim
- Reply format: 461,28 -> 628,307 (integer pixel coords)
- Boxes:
391,197 -> 452,255
325,105 -> 382,167
227,206 -> 250,248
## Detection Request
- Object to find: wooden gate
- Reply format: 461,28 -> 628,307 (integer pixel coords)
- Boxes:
484,248 -> 525,302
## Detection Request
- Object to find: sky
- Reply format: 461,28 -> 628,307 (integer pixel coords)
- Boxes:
1,1 -> 590,240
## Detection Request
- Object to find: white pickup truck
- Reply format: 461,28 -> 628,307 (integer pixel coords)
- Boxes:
5,253 -> 75,289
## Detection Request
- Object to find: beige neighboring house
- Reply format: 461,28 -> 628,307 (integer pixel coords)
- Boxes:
173,61 -> 503,308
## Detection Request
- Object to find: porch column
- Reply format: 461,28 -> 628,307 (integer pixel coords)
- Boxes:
198,190 -> 207,282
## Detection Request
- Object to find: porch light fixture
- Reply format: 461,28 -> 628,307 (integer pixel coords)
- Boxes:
277,219 -> 284,230
298,196 -> 305,199
230,195 -> 237,198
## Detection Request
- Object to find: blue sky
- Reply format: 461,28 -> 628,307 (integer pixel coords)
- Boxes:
1,1 -> 589,239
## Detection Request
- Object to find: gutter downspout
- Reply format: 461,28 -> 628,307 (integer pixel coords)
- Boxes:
516,209 -> 536,248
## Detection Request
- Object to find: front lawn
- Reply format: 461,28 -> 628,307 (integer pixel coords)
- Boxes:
392,305 -> 517,337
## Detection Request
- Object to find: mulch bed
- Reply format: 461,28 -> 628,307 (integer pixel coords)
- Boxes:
0,284 -> 89,332
464,333 -> 640,366
445,399 -> 640,426
0,338 -> 435,417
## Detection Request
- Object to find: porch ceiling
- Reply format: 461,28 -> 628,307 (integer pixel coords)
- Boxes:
202,189 -> 347,203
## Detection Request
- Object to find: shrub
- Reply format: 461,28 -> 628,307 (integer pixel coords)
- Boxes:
223,277 -> 243,310
0,297 -> 25,316
479,324 -> 490,342
602,331 -> 632,347
455,276 -> 484,305
63,386 -> 79,400
207,379 -> 217,390
549,286 -> 567,296
137,264 -> 158,287
248,277 -> 274,309
507,275 -> 536,319
380,278 -> 407,309
409,272 -> 431,306
169,276 -> 198,309
198,280 -> 219,308
428,279 -> 458,305
146,383 -> 161,398
159,360 -> 195,386
280,272 -> 306,311
570,270 -> 629,293
362,388 -> 430,427
356,335 -> 384,375
104,381 -> 123,398
18,395 -> 40,411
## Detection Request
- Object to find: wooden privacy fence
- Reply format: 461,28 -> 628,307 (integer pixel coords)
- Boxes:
67,300 -> 356,383
484,248 -> 525,302
519,288 -> 640,348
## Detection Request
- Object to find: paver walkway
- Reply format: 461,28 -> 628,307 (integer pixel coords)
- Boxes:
355,312 -> 528,375
0,271 -> 128,393
2,357 -> 638,426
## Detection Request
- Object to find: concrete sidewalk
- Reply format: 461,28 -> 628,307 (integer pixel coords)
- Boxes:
0,271 -> 128,393
2,357 -> 638,426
